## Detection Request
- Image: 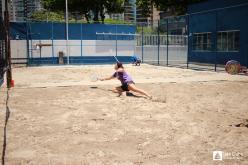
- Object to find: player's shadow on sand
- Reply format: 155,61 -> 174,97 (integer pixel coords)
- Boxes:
125,92 -> 143,98
90,87 -> 144,98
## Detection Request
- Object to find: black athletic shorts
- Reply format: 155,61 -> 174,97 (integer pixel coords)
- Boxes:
120,81 -> 134,91
121,83 -> 129,91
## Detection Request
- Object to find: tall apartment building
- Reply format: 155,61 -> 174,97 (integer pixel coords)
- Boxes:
0,0 -> 4,20
105,13 -> 124,21
124,0 -> 160,26
146,5 -> 160,26
124,0 -> 136,23
104,0 -> 136,23
8,0 -> 42,22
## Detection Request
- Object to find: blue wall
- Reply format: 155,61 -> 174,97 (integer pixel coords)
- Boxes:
188,0 -> 248,13
187,0 -> 248,66
28,56 -> 133,65
10,22 -> 136,65
10,22 -> 136,40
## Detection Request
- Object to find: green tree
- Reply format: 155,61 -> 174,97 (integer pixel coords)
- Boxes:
137,0 -> 205,16
30,10 -> 65,22
40,0 -> 125,23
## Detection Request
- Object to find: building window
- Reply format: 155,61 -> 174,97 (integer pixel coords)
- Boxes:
217,30 -> 240,52
193,32 -> 212,51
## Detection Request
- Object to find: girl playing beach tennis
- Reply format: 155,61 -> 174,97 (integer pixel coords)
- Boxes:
100,62 -> 152,99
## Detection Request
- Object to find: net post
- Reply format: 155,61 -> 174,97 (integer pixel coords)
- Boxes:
214,11 -> 218,72
115,25 -> 118,57
157,20 -> 160,65
39,34 -> 42,59
186,14 -> 189,69
141,24 -> 144,63
166,18 -> 169,66
24,0 -> 30,66
65,0 -> 69,65
51,22 -> 55,64
80,23 -> 83,57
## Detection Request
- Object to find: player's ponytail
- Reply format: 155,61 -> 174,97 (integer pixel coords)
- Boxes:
116,62 -> 124,69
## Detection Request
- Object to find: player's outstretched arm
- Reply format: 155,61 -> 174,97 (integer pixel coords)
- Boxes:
100,76 -> 115,81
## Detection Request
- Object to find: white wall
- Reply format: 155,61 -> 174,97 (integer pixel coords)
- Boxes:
10,40 -> 27,59
11,40 -> 136,59
30,40 -> 53,58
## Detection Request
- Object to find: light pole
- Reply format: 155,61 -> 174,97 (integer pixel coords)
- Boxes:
65,0 -> 69,64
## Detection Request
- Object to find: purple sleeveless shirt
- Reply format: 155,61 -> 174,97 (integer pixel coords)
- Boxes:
113,71 -> 134,85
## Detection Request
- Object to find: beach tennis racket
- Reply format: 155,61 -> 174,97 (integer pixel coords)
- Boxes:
113,56 -> 119,62
90,75 -> 99,82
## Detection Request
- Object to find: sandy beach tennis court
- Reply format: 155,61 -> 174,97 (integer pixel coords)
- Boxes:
0,64 -> 248,164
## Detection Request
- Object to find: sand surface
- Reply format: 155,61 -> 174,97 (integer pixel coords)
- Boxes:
0,64 -> 248,164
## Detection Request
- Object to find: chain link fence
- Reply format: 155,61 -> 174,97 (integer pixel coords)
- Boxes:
135,16 -> 188,67
10,0 -> 248,73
